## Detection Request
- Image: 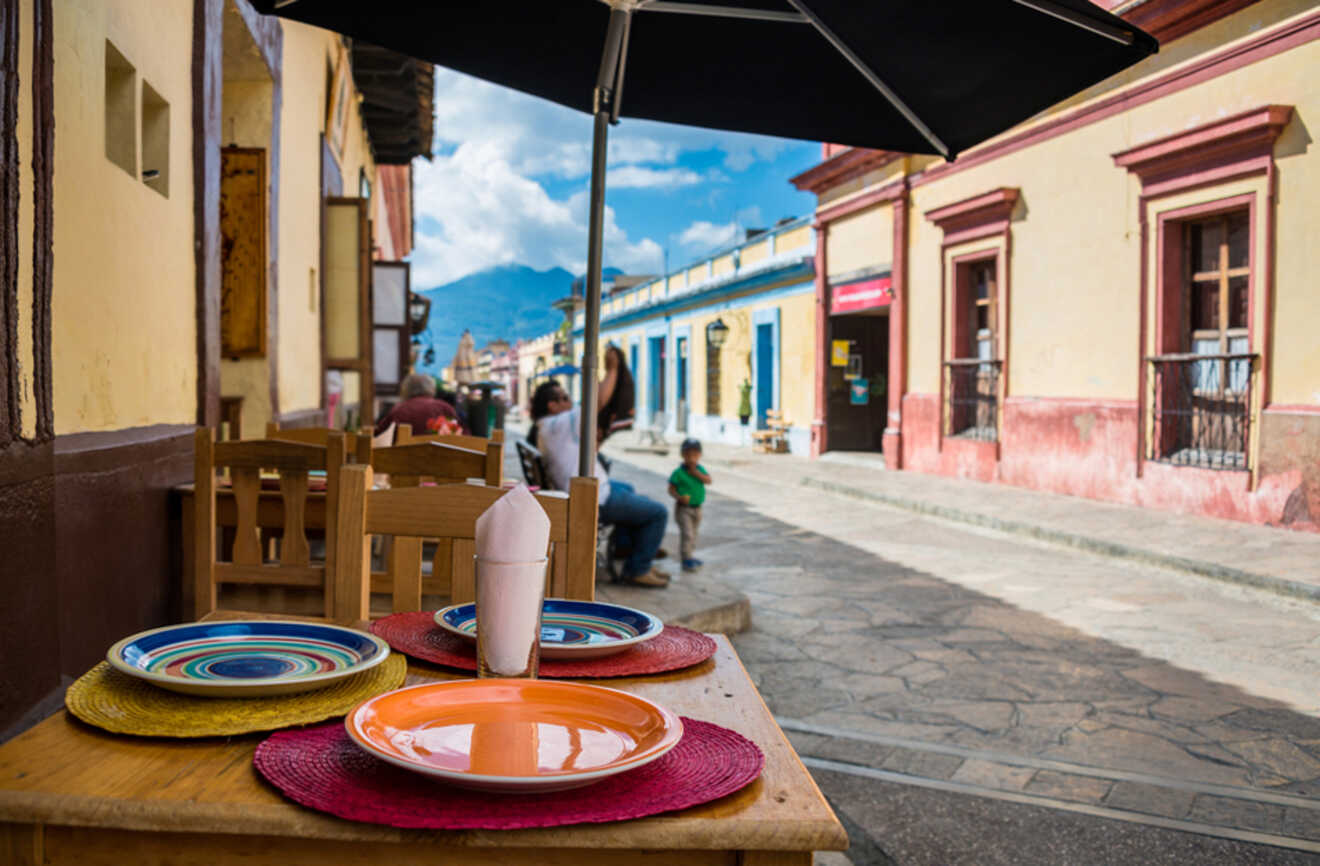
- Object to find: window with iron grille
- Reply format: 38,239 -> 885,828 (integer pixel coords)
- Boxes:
705,339 -> 721,416
1149,209 -> 1256,470
945,258 -> 1000,441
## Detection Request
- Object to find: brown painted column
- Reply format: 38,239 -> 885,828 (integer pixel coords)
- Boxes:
811,221 -> 829,457
883,188 -> 909,470
192,0 -> 223,429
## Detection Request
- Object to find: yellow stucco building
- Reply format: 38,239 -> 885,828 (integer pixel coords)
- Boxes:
792,0 -> 1319,530
573,219 -> 818,453
0,0 -> 431,734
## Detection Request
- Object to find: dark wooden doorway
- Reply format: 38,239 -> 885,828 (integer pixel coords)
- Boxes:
826,312 -> 889,452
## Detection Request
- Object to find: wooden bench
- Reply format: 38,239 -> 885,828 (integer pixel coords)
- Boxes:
750,409 -> 791,453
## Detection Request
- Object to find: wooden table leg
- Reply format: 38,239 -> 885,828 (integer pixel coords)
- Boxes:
737,852 -> 813,866
0,822 -> 44,866
180,498 -> 195,618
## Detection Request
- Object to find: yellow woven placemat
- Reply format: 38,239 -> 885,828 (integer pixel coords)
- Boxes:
66,654 -> 407,738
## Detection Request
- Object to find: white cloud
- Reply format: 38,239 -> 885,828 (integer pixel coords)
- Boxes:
411,144 -> 663,288
410,68 -> 798,286
428,68 -> 797,180
677,220 -> 740,254
606,165 -> 703,189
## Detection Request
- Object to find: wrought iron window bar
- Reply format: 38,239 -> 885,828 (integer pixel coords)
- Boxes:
1147,352 -> 1256,471
944,358 -> 1001,442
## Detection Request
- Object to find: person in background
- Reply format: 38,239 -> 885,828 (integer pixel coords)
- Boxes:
373,372 -> 465,437
668,438 -> 710,572
529,352 -> 670,588
596,343 -> 635,443
436,383 -> 469,433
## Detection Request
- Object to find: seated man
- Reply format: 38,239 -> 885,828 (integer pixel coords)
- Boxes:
529,379 -> 670,588
374,373 -> 464,437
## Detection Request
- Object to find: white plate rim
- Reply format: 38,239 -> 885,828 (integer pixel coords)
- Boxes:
432,598 -> 664,657
106,620 -> 391,693
345,678 -> 684,787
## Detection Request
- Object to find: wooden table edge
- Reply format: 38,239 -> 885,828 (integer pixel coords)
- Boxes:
0,631 -> 848,855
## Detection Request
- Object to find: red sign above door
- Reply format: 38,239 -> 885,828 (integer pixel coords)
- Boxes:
830,275 -> 892,314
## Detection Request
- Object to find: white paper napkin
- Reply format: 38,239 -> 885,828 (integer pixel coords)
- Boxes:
475,483 -> 550,562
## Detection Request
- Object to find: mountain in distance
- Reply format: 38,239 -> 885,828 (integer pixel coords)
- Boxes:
415,264 -> 622,377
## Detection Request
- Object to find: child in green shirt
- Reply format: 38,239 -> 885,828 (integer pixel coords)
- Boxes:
668,439 -> 711,572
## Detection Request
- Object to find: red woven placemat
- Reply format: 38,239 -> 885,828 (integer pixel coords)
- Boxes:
371,612 -> 717,678
254,718 -> 762,830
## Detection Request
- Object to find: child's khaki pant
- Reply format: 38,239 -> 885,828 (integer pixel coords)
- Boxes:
675,503 -> 701,561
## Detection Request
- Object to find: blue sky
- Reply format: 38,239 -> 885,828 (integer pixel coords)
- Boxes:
409,68 -> 823,289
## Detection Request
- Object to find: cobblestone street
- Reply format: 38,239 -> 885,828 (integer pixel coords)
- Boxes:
604,449 -> 1320,864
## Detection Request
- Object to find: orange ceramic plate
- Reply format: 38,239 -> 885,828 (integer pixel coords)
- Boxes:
346,679 -> 683,792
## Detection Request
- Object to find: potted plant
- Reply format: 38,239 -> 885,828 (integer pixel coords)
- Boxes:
738,379 -> 752,426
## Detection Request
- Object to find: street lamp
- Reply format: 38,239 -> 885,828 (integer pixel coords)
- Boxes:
706,318 -> 730,349
408,293 -> 431,334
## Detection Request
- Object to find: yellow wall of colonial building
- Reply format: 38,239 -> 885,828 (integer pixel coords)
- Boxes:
52,0 -> 196,434
904,3 -> 1320,405
826,203 -> 892,279
277,23 -> 338,418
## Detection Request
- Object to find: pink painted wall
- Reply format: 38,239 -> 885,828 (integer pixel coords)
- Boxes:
899,393 -> 997,483
898,393 -> 1317,531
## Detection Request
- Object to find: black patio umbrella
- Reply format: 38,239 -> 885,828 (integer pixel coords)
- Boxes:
255,0 -> 1157,476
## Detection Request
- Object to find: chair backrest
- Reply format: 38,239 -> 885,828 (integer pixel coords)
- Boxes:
367,440 -> 504,612
336,464 -> 598,612
395,424 -> 504,484
266,421 -> 372,464
516,440 -> 549,490
193,428 -> 365,622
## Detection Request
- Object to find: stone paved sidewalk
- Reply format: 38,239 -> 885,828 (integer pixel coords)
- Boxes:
600,453 -> 1320,854
606,435 -> 1320,602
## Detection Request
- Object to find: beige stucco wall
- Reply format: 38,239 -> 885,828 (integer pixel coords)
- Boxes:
903,3 -> 1319,405
776,223 -> 813,253
740,237 -> 770,267
1268,90 -> 1320,405
778,291 -> 816,427
276,22 -> 337,418
827,203 -> 892,279
52,0 -> 196,434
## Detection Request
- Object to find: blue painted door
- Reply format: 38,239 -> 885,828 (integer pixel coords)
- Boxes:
756,323 -> 774,428
648,336 -> 665,419
676,338 -> 688,402
676,337 -> 688,431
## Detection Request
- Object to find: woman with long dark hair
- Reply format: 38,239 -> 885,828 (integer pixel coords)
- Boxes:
596,343 -> 635,444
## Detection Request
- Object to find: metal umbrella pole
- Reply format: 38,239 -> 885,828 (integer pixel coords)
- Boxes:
577,7 -> 632,478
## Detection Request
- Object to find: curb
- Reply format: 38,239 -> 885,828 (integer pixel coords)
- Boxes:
669,595 -> 752,635
798,476 -> 1320,604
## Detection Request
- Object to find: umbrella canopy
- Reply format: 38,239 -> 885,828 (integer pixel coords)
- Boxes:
255,0 -> 1156,473
255,1 -> 1154,158
540,364 -> 581,379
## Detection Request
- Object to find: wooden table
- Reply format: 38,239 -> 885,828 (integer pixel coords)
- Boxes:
0,632 -> 847,865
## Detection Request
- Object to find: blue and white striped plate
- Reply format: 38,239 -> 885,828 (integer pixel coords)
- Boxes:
107,621 -> 390,697
434,599 -> 664,660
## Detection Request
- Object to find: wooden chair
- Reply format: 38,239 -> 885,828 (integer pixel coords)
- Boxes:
751,409 -> 791,453
397,422 -> 503,454
266,421 -> 373,463
394,423 -> 504,487
193,428 -> 366,622
368,440 -> 501,612
337,464 -> 599,613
